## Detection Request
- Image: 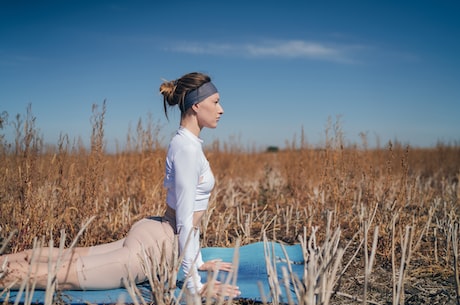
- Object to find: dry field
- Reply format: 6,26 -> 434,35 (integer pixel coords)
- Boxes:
1,105 -> 459,304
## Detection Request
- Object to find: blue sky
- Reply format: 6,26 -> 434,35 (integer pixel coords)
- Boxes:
1,0 -> 459,151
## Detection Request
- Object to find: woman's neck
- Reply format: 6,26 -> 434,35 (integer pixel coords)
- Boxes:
180,116 -> 201,137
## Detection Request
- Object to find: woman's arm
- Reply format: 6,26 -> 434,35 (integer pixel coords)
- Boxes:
173,144 -> 204,294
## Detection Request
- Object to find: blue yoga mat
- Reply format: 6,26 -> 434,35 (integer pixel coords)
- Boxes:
1,242 -> 305,304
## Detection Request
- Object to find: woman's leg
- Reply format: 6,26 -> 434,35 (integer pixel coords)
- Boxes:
1,247 -> 90,264
86,239 -> 125,256
0,250 -> 82,290
1,220 -> 174,290
0,240 -> 125,290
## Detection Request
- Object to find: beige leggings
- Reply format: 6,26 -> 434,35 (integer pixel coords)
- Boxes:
76,217 -> 174,290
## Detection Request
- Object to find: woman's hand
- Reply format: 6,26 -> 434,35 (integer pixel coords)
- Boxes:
199,259 -> 234,272
200,280 -> 241,299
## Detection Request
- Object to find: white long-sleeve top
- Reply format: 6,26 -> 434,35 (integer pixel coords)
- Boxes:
164,127 -> 215,294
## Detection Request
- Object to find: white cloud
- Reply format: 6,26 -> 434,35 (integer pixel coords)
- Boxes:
167,39 -> 354,62
246,40 -> 338,58
168,42 -> 238,56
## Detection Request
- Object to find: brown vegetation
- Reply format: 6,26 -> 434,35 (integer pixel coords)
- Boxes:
1,104 -> 459,304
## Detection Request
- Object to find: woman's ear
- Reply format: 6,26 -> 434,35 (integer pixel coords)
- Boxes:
191,103 -> 200,113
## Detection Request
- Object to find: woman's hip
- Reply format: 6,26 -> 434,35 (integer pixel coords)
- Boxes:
125,217 -> 175,254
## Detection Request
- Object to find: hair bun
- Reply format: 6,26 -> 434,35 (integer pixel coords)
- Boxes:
159,80 -> 177,106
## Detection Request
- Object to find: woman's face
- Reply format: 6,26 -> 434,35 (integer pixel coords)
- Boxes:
194,93 -> 224,129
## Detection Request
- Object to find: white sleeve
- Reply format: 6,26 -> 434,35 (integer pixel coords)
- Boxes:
173,144 -> 204,294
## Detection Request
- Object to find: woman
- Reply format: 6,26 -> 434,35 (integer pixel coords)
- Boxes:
0,72 -> 241,298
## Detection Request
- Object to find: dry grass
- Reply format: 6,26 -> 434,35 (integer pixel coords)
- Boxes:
1,104 -> 459,304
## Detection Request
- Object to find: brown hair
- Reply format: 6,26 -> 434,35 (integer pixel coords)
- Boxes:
159,72 -> 211,119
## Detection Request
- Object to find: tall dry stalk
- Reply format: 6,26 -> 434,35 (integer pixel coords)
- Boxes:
137,238 -> 180,305
451,222 -> 460,305
0,217 -> 94,305
83,101 -> 106,205
362,223 -> 379,305
260,214 -> 344,305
